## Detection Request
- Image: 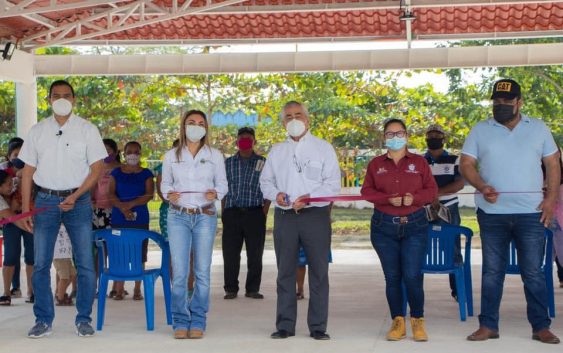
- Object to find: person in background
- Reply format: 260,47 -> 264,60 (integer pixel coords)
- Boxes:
423,123 -> 465,301
92,138 -> 122,298
222,127 -> 269,300
361,118 -> 437,342
53,225 -> 76,306
1,139 -> 27,300
161,109 -> 228,339
0,170 -> 33,306
108,140 -> 154,301
92,138 -> 121,230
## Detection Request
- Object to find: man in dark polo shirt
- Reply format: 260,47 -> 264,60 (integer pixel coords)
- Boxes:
222,127 -> 270,300
424,124 -> 465,301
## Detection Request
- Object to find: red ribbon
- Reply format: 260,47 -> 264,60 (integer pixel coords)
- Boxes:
0,207 -> 48,226
301,191 -> 543,204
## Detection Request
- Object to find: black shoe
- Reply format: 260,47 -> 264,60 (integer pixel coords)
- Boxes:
271,330 -> 295,339
310,331 -> 331,340
224,292 -> 237,299
245,292 -> 264,299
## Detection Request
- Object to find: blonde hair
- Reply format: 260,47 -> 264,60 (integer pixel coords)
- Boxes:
175,109 -> 209,162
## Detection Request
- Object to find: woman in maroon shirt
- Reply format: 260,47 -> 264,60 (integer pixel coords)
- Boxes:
361,118 -> 437,342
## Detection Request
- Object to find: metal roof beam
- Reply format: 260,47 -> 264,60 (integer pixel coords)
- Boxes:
20,0 -> 249,48
0,0 -> 128,18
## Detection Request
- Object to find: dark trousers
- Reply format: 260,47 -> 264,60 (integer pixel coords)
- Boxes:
222,207 -> 266,294
273,206 -> 331,333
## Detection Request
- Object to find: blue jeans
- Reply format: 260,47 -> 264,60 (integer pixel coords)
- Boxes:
370,209 -> 429,318
33,191 -> 96,326
167,208 -> 217,331
477,209 -> 551,332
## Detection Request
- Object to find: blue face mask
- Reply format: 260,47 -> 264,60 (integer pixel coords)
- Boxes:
385,137 -> 407,151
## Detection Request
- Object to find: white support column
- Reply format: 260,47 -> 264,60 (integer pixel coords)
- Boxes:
15,81 -> 38,137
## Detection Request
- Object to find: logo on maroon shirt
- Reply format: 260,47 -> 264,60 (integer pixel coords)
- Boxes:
406,163 -> 419,174
376,167 -> 388,174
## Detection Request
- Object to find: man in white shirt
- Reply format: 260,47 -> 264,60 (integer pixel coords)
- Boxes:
18,80 -> 107,338
260,101 -> 341,340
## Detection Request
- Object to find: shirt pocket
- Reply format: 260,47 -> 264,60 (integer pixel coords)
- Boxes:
304,160 -> 323,181
68,141 -> 87,163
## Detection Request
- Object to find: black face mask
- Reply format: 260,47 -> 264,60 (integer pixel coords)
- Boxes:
426,138 -> 444,151
493,104 -> 517,124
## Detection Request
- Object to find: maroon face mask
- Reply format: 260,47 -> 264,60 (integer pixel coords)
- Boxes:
237,137 -> 254,151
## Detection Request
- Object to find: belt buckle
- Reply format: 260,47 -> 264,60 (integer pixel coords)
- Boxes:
392,216 -> 408,224
186,208 -> 197,215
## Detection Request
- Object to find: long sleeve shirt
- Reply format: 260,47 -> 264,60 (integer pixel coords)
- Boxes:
259,132 -> 341,209
361,151 -> 438,216
161,145 -> 228,208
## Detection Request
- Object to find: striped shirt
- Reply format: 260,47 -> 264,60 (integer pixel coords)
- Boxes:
424,150 -> 461,207
224,152 -> 266,209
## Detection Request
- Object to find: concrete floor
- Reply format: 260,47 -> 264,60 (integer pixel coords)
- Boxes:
1,249 -> 562,353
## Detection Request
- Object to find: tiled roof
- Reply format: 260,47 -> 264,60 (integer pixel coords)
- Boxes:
0,1 -> 561,45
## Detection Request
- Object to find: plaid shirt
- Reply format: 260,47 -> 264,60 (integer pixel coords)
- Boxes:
224,152 -> 266,209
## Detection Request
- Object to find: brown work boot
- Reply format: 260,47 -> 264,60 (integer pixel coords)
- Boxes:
173,329 -> 189,339
532,329 -> 560,344
386,316 -> 406,341
189,329 -> 204,339
467,326 -> 499,341
410,317 -> 428,342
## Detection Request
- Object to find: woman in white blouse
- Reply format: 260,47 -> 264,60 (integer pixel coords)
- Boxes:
161,110 -> 228,339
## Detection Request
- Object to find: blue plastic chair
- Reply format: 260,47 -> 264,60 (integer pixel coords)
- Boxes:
505,228 -> 555,318
95,228 -> 172,331
402,224 -> 474,321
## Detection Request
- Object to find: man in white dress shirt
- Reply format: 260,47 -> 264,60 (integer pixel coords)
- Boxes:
18,80 -> 107,338
260,101 -> 341,340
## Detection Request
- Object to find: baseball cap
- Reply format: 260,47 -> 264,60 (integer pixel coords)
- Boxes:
426,124 -> 446,135
237,126 -> 255,137
490,79 -> 521,100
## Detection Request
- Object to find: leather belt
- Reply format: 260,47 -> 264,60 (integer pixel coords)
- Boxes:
374,208 -> 426,225
171,204 -> 215,215
38,187 -> 78,197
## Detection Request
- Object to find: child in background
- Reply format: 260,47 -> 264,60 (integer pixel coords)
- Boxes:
53,225 -> 76,306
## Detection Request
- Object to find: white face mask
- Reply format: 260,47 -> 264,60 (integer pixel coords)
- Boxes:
51,98 -> 73,117
125,154 -> 140,166
286,119 -> 306,138
186,125 -> 206,143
